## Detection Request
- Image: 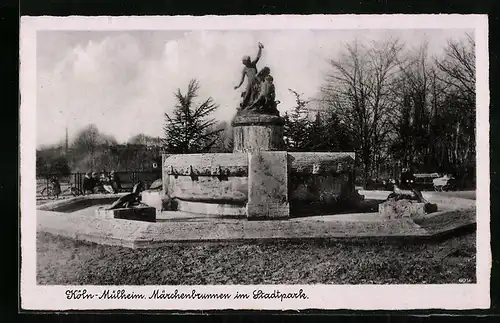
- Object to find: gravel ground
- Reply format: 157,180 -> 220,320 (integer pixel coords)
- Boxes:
37,232 -> 476,285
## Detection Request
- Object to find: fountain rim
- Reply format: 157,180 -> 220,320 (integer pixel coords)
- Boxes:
231,113 -> 285,127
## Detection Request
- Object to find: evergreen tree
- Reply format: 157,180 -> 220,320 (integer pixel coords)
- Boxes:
283,89 -> 313,151
163,79 -> 223,154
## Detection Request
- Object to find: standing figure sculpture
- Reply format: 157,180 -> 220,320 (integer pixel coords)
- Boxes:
234,42 -> 281,115
234,42 -> 264,109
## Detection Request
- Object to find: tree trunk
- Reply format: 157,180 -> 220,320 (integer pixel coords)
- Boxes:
454,121 -> 461,167
363,145 -> 371,184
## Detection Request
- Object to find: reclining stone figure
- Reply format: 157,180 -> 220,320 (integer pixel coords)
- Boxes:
386,184 -> 429,203
107,182 -> 145,210
381,184 -> 438,216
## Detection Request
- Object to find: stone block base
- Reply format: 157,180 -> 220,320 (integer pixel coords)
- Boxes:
96,206 -> 156,222
176,199 -> 246,217
231,114 -> 285,152
141,190 -> 164,211
247,151 -> 290,220
378,200 -> 426,219
425,203 -> 439,213
246,202 -> 290,220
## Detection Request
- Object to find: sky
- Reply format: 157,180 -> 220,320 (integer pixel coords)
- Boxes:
36,28 -> 472,148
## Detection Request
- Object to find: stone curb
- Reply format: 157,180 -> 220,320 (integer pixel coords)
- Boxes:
36,189 -> 476,249
359,190 -> 476,208
37,207 -> 476,249
231,114 -> 285,126
38,225 -> 475,249
37,193 -> 127,211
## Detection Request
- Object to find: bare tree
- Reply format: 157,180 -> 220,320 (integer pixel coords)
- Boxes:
386,33 -> 475,178
71,124 -> 118,170
208,121 -> 234,153
435,33 -> 476,170
321,39 -> 403,182
390,42 -> 437,169
128,133 -> 162,147
72,124 -> 100,169
435,33 -> 475,106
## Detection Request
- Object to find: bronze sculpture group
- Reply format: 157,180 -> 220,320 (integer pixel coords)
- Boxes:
234,42 -> 280,116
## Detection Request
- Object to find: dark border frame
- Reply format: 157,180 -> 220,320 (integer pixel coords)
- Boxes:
11,0 -> 499,321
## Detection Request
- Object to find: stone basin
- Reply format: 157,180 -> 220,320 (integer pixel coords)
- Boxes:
144,113 -> 360,220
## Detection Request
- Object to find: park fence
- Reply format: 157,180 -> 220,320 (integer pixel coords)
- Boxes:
36,170 -> 162,198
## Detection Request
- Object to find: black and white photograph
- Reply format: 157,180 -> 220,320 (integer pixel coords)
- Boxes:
20,15 -> 490,310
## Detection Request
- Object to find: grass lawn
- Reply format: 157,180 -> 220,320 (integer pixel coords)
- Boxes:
37,231 -> 476,285
431,191 -> 476,200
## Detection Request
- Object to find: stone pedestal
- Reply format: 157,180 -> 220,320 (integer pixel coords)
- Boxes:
231,113 -> 285,153
96,206 -> 156,222
247,151 -> 289,220
160,111 -> 357,220
141,190 -> 165,212
378,200 -> 426,219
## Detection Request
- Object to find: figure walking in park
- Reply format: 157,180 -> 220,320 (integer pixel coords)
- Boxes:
82,171 -> 95,195
109,171 -> 122,193
234,42 -> 264,108
50,176 -> 61,199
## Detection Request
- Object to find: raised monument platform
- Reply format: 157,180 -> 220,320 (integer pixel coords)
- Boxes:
153,110 -> 358,220
378,200 -> 427,219
36,191 -> 476,248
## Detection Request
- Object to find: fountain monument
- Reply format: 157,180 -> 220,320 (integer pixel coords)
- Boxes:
144,43 -> 360,220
